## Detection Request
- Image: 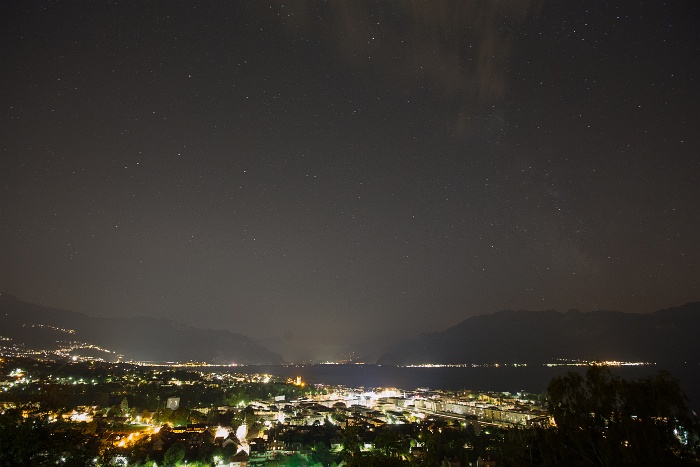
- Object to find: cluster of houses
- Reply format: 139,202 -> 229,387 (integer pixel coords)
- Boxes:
129,388 -> 548,465
0,360 -> 549,466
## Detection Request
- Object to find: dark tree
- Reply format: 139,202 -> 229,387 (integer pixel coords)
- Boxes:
0,409 -> 100,466
374,426 -> 410,458
163,441 -> 186,466
342,425 -> 362,459
309,441 -> 340,466
545,366 -> 696,466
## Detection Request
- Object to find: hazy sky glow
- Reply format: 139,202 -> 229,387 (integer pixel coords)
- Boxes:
2,1 -> 698,361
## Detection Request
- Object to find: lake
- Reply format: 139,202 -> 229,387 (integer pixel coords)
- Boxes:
232,363 -> 700,410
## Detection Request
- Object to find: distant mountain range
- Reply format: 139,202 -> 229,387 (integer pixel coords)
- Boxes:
3,293 -> 698,366
0,293 -> 283,364
378,302 -> 700,365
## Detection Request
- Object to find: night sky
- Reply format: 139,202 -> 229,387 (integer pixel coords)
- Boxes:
2,1 -> 699,362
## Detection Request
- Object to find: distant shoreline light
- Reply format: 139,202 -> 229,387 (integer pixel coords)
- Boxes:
402,361 -> 655,368
544,360 -> 655,367
403,363 -> 528,368
114,360 -> 657,368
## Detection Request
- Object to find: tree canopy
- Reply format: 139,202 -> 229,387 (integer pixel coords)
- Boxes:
543,366 -> 697,466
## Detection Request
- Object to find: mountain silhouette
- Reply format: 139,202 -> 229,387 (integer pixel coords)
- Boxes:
0,293 -> 284,364
378,302 -> 700,365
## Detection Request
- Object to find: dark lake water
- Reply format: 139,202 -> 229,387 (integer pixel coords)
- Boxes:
231,363 -> 700,410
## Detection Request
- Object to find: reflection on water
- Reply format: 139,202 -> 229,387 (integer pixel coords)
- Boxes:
227,362 -> 700,410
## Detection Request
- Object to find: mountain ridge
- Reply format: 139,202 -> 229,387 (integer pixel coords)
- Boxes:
377,302 -> 700,365
0,292 -> 284,364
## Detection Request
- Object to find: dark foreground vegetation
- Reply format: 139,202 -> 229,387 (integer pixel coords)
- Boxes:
0,358 -> 698,466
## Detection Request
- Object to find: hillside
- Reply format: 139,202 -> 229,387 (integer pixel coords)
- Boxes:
0,293 -> 284,364
378,302 -> 700,365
